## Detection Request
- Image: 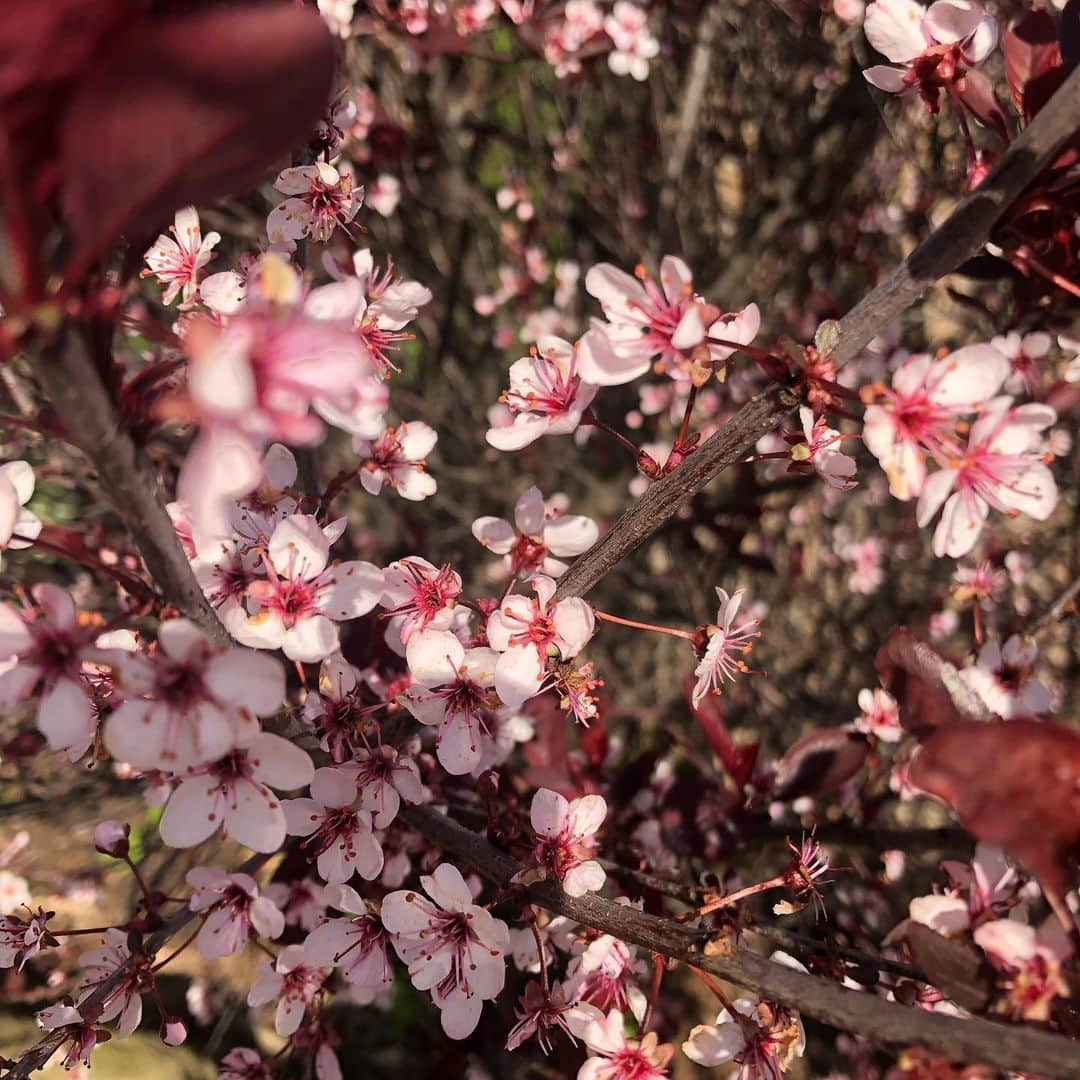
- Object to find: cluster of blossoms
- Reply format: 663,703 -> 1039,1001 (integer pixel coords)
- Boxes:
3,6 -> 1078,1075
863,344 -> 1058,557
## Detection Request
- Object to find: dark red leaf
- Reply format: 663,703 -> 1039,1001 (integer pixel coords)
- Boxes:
910,719 -> 1080,895
0,0 -> 134,183
1002,11 -> 1063,118
874,627 -> 991,735
685,678 -> 759,789
772,726 -> 870,801
1062,0 -> 1080,69
957,69 -> 1008,142
59,2 -> 335,266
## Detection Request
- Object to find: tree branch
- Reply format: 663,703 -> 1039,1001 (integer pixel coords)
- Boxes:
402,804 -> 1080,1079
556,65 -> 1080,602
34,324 -> 229,642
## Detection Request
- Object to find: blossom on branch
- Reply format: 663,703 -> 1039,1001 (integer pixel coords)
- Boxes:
381,863 -> 510,1039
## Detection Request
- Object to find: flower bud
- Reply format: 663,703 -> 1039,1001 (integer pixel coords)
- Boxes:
93,820 -> 130,859
160,1017 -> 188,1046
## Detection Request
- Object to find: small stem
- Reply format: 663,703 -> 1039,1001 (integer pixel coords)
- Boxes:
677,874 -> 786,921
1004,246 -> 1080,301
675,385 -> 698,448
124,856 -> 157,911
948,84 -> 978,167
151,926 -> 200,972
527,911 -> 550,995
51,926 -> 120,937
689,966 -> 738,1014
642,953 -> 665,1031
593,608 -> 697,641
581,409 -> 641,461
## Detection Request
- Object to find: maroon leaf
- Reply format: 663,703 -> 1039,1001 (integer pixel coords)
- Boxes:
957,69 -> 1008,142
772,727 -> 869,801
686,678 -> 759,789
59,2 -> 335,266
910,719 -> 1080,895
874,627 -> 991,735
1061,0 -> 1080,68
0,0 -> 134,183
1002,11 -> 1063,118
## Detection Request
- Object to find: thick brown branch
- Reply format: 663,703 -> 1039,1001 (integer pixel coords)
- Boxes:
832,66 -> 1080,367
402,804 -> 1080,1079
34,324 -> 228,642
556,66 -> 1080,602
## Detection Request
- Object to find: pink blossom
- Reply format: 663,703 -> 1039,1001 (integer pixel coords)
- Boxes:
952,558 -> 1007,608
0,460 -> 41,563
793,407 -> 857,490
682,994 -> 805,1078
528,788 -> 607,897
284,767 -> 384,883
916,397 -> 1057,558
92,820 -> 130,859
219,1047 -> 272,1080
236,514 -> 382,662
862,0 -> 998,109
604,2 -> 660,81
991,331 -> 1052,395
247,943 -> 328,1036
973,918 -> 1070,1021
0,584 -> 108,760
319,248 -> 432,380
303,655 -> 376,762
563,935 -> 648,1022
1,907 -> 55,970
486,334 -> 601,450
402,630 -> 502,775
507,981 -> 597,1053
863,345 -> 1009,500
302,884 -> 394,1003
159,733 -> 314,853
691,587 -> 760,708
487,575 -> 595,708
841,536 -> 884,595
473,486 -> 598,579
186,866 -> 285,960
75,929 -> 151,1037
582,257 -> 760,384
578,1008 -> 674,1080
380,556 -> 463,648
366,174 -> 401,217
381,862 -> 510,1039
542,0 -> 606,77
35,1004 -> 109,1070
959,634 -> 1051,718
179,254 -> 383,545
354,420 -> 439,500
142,206 -> 220,306
345,743 -> 426,827
264,878 -> 328,932
853,687 -> 902,742
909,843 -> 1020,936
267,162 -> 361,245
104,618 -> 285,771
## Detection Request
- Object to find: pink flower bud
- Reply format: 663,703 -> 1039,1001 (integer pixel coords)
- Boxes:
160,1017 -> 188,1046
93,820 -> 130,859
